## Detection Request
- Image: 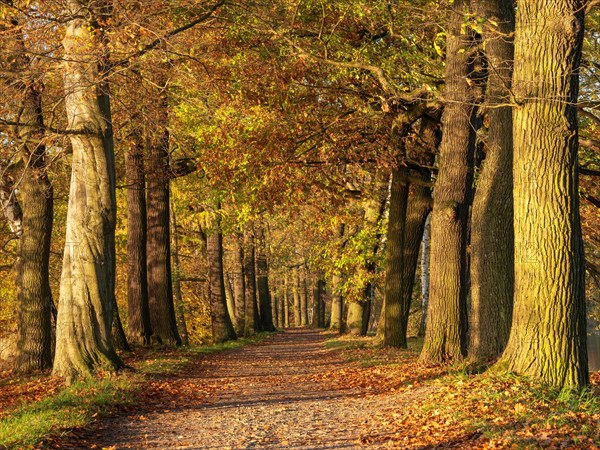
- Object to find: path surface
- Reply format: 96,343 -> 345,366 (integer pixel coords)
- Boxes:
53,330 -> 421,449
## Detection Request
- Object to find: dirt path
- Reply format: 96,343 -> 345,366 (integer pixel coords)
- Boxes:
50,330 -> 429,449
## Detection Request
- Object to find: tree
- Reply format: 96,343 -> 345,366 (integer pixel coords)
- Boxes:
419,0 -> 478,364
256,225 -> 276,332
53,0 -> 123,381
146,75 -> 181,346
206,204 -> 237,343
495,0 -> 588,387
468,0 -> 515,362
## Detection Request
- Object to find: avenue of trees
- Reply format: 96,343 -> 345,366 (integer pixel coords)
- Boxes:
0,0 -> 599,389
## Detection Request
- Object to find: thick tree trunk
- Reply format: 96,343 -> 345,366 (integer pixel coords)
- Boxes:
468,0 -> 515,362
14,77 -> 54,372
420,0 -> 476,364
329,273 -> 344,332
206,220 -> 237,343
495,0 -> 588,387
146,85 -> 181,346
53,1 -> 123,381
243,222 -> 259,335
171,205 -> 189,346
125,128 -> 152,345
383,167 -> 410,347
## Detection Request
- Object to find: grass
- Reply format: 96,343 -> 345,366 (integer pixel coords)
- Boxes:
0,332 -> 273,450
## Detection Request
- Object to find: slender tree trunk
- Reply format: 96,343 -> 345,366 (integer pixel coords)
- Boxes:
146,81 -> 181,346
206,212 -> 237,343
233,234 -> 246,335
272,294 -> 280,329
293,269 -> 302,327
495,0 -> 588,387
330,273 -> 344,332
125,127 -> 152,345
225,273 -> 237,329
420,214 -> 431,337
468,0 -> 515,362
256,226 -> 276,332
300,272 -> 309,326
243,222 -> 259,335
283,276 -> 290,328
170,205 -> 189,346
53,1 -> 123,381
14,72 -> 54,371
420,0 -> 477,364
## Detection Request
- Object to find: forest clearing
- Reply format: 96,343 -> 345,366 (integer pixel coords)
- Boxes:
1,0 -> 600,448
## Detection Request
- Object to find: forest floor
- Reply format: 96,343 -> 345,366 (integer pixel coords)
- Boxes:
1,329 -> 600,449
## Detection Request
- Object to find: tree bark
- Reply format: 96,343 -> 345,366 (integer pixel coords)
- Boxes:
293,269 -> 302,327
125,127 -> 152,346
329,273 -> 344,332
171,204 -> 189,346
256,226 -> 276,332
14,75 -> 54,372
206,212 -> 237,343
383,167 -> 410,347
300,271 -> 309,326
495,0 -> 588,387
420,0 -> 477,364
146,81 -> 181,346
468,0 -> 515,362
53,0 -> 123,381
243,222 -> 259,335
233,234 -> 246,335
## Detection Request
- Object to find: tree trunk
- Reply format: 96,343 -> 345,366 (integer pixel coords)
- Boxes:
256,226 -> 276,332
293,269 -> 302,327
206,215 -> 237,343
420,0 -> 477,364
243,222 -> 259,335
146,82 -> 181,346
383,167 -> 410,347
233,234 -> 246,335
346,302 -> 364,336
329,273 -> 344,332
125,127 -> 152,346
300,272 -> 309,326
53,1 -> 123,381
283,276 -> 290,328
468,0 -> 515,362
419,214 -> 431,337
495,0 -> 588,387
171,205 -> 189,346
14,75 -> 54,372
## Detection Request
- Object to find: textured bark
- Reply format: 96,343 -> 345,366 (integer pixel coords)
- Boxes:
233,234 -> 246,335
207,223 -> 237,344
469,0 -> 515,362
53,1 -> 123,381
383,167 -> 410,347
14,75 -> 54,372
225,273 -> 237,329
256,226 -> 276,332
146,85 -> 181,346
125,129 -> 152,346
243,223 -> 259,335
420,0 -> 476,364
171,206 -> 189,346
495,0 -> 588,387
420,214 -> 431,337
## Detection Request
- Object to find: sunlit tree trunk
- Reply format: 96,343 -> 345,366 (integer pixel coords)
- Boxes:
468,0 -> 515,362
206,209 -> 236,343
283,276 -> 290,328
495,0 -> 588,387
14,71 -> 54,372
420,0 -> 477,364
243,222 -> 259,335
146,82 -> 181,346
293,269 -> 302,327
53,0 -> 123,381
300,271 -> 309,326
233,234 -> 246,334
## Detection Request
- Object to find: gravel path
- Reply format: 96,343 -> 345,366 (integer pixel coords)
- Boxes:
54,329 -> 422,449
